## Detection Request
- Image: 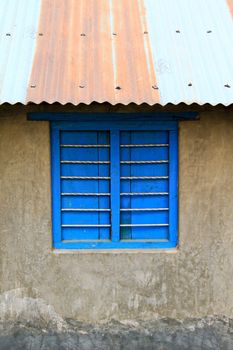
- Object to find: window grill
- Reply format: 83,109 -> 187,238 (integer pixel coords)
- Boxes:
51,121 -> 178,249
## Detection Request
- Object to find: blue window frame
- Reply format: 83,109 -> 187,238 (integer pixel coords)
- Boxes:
51,119 -> 178,249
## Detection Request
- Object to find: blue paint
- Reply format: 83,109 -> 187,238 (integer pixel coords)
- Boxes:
168,130 -> 179,243
120,130 -> 170,241
59,130 -> 111,241
51,124 -> 62,245
54,241 -> 176,249
51,117 -> 178,249
110,130 -> 120,242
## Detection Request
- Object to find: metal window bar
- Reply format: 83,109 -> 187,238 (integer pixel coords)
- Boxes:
120,160 -> 168,164
60,144 -> 110,148
120,176 -> 168,180
62,208 -> 111,212
120,144 -> 169,147
61,193 -> 111,196
62,224 -> 111,228
61,161 -> 110,164
61,176 -> 110,180
61,208 -> 168,212
120,192 -> 168,196
120,224 -> 169,227
61,176 -> 168,180
120,208 -> 169,211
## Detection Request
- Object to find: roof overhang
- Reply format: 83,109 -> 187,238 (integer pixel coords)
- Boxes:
1,0 -> 233,106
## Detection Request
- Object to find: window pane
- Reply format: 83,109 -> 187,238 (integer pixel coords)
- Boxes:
120,131 -> 170,240
60,131 -> 111,241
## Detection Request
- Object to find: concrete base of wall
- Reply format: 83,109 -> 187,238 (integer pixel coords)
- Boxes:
0,317 -> 232,350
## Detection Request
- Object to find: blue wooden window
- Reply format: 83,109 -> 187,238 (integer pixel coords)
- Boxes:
51,120 -> 178,249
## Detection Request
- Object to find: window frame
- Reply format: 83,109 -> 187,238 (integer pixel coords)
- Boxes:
51,119 -> 178,250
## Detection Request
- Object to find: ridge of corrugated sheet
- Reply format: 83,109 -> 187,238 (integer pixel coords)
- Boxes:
0,0 -> 233,106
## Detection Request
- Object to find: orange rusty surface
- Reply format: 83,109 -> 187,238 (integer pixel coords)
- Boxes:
27,0 -> 160,105
226,0 -> 233,17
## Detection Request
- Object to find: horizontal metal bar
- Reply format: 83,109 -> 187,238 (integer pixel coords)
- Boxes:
62,208 -> 111,212
120,144 -> 169,148
61,193 -> 111,196
63,192 -> 168,197
120,208 -> 169,211
120,192 -> 168,196
62,161 -> 167,164
61,176 -> 167,180
61,161 -> 110,164
62,224 -> 111,228
62,239 -> 111,243
120,224 -> 169,227
120,160 -> 168,164
120,176 -> 168,180
61,176 -> 110,180
62,208 -> 168,212
60,144 -> 110,148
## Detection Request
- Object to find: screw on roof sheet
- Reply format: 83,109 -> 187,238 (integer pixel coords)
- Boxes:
224,84 -> 231,88
176,30 -> 180,33
152,85 -> 159,90
188,83 -> 192,87
80,33 -> 86,36
30,85 -> 36,88
206,30 -> 212,33
115,86 -> 121,90
79,85 -> 85,88
144,31 -> 148,34
6,33 -> 11,36
38,33 -> 43,36
112,33 -> 117,36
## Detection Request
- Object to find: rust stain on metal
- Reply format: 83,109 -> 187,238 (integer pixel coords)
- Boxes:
27,0 -> 159,105
226,0 -> 233,17
138,0 -> 159,98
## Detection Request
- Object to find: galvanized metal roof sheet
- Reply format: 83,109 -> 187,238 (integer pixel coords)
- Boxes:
0,0 -> 233,106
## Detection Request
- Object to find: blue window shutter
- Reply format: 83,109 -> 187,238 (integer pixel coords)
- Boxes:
51,120 -> 178,249
51,124 -> 62,246
110,130 -> 120,242
120,131 -> 169,240
168,130 -> 178,243
59,130 -> 111,241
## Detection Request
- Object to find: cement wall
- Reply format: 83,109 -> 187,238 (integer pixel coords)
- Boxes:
0,109 -> 233,323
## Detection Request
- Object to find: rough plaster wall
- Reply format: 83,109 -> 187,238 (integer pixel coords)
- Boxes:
0,110 -> 233,323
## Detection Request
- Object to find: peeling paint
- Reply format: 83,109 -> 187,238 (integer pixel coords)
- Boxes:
0,289 -> 67,331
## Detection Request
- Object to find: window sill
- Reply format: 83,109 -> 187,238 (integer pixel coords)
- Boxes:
51,247 -> 179,254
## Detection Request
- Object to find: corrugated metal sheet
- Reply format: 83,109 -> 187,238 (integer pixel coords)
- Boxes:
0,0 -> 233,106
227,0 -> 233,17
0,0 -> 41,104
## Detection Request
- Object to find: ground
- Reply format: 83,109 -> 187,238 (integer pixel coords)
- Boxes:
0,317 -> 232,349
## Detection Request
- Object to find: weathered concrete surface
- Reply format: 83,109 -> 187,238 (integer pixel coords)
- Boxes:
0,108 -> 233,322
0,317 -> 232,350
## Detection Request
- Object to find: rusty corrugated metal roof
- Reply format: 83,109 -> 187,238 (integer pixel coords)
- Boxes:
227,0 -> 233,16
1,0 -> 233,106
